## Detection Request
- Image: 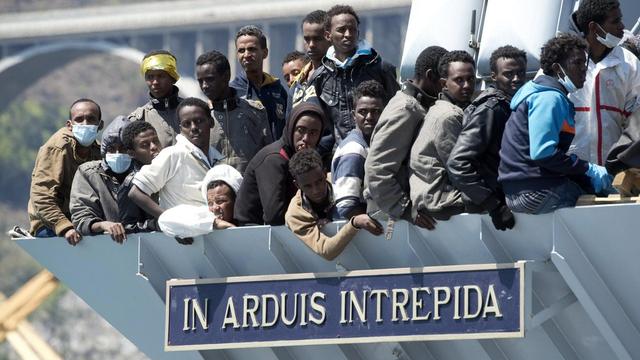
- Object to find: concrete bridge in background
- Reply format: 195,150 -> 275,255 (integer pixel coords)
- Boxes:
0,0 -> 410,94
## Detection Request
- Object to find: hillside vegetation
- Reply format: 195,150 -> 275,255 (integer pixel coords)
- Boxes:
0,48 -> 148,360
0,54 -> 146,207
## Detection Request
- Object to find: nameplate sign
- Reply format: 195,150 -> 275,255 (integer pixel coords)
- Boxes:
165,262 -> 524,351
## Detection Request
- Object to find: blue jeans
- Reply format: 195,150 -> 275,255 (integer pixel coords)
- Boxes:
35,227 -> 56,237
506,180 -> 585,215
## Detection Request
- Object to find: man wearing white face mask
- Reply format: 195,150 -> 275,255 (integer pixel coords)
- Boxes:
568,0 -> 640,165
70,116 -> 131,244
28,99 -> 103,245
498,35 -> 613,214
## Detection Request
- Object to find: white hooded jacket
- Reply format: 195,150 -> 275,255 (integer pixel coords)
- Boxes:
158,164 -> 243,238
569,46 -> 640,165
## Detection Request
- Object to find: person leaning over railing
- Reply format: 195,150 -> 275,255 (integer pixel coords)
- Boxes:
28,99 -> 102,245
286,149 -> 382,261
234,101 -> 326,226
128,98 -> 224,244
69,116 -> 131,244
331,80 -> 385,219
158,164 -> 242,239
364,46 -> 447,230
498,34 -> 614,214
447,45 -> 528,230
117,120 -> 162,233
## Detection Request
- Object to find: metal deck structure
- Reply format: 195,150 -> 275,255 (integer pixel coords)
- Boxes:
14,204 -> 640,359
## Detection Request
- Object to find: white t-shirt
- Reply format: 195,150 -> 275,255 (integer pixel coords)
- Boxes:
133,134 -> 224,209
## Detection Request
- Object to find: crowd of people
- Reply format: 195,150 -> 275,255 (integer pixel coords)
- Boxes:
26,1 -> 640,261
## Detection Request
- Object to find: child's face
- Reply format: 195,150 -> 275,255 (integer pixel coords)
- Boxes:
294,166 -> 327,204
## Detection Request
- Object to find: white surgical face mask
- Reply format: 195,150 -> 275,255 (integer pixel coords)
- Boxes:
596,24 -> 623,48
105,153 -> 132,174
72,124 -> 99,147
557,64 -> 578,94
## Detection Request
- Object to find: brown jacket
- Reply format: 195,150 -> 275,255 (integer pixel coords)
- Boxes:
285,184 -> 359,261
28,127 -> 101,235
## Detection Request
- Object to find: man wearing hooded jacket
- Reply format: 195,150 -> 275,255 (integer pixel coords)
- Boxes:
234,102 -> 326,226
316,5 -> 399,145
567,0 -> 640,165
498,35 -> 612,214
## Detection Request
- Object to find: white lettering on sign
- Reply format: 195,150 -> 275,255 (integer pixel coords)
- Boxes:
182,298 -> 209,332
221,292 -> 327,330
217,284 -> 503,329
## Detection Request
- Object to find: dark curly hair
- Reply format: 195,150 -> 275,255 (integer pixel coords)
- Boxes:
121,120 -> 156,151
142,49 -> 176,61
302,9 -> 327,28
282,50 -> 308,66
176,97 -> 212,121
414,46 -> 448,79
353,80 -> 385,107
489,45 -> 527,73
325,5 -> 360,31
575,0 -> 620,34
438,50 -> 475,79
289,148 -> 323,180
196,50 -> 230,75
540,34 -> 588,76
236,25 -> 267,49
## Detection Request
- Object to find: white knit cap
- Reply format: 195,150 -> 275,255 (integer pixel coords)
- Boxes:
201,164 -> 243,202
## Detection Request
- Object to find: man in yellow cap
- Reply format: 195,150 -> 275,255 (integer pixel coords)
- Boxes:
128,50 -> 182,148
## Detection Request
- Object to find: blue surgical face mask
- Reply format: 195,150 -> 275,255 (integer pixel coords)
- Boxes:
72,124 -> 99,147
557,65 -> 578,94
105,153 -> 132,174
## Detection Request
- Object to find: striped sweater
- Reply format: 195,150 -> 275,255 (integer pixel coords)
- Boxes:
331,129 -> 368,218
